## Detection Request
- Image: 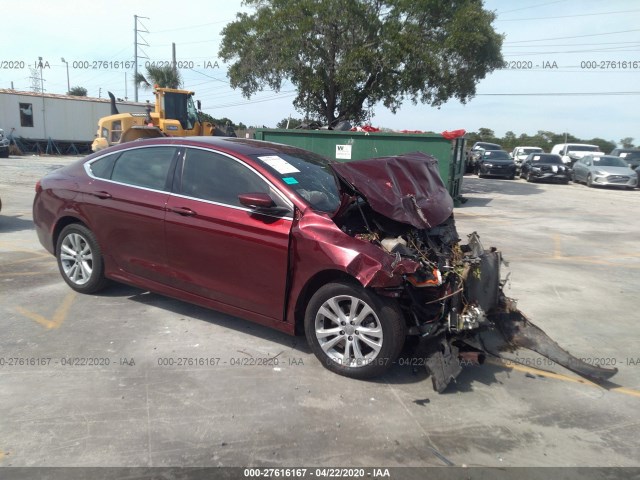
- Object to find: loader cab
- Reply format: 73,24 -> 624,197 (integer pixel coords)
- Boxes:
155,88 -> 201,135
160,90 -> 199,130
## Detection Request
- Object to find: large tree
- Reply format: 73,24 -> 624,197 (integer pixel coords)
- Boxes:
219,0 -> 504,126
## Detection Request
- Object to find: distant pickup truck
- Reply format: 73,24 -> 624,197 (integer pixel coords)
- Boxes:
0,128 -> 9,158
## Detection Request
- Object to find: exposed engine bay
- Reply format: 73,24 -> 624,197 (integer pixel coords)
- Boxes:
330,154 -> 618,392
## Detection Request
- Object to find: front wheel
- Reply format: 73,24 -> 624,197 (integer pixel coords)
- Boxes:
304,282 -> 406,379
526,172 -> 534,183
587,174 -> 594,188
56,224 -> 109,293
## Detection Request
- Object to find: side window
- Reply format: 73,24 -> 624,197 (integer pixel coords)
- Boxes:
89,153 -> 119,179
111,147 -> 176,190
19,103 -> 34,127
180,148 -> 283,209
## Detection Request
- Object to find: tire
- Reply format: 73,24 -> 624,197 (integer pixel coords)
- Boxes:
508,173 -> 515,180
304,281 -> 406,379
526,172 -> 534,183
586,174 -> 594,188
56,224 -> 109,294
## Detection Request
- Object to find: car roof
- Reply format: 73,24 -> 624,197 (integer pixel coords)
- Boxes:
94,136 -> 325,158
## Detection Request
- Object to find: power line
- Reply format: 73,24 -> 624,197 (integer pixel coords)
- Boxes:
496,0 -> 566,15
477,91 -> 640,96
505,29 -> 640,44
497,8 -> 640,22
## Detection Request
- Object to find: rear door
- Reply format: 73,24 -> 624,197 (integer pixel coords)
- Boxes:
82,145 -> 178,284
165,147 -> 293,321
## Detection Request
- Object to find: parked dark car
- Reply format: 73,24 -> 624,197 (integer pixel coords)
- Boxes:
519,153 -> 570,184
610,148 -> 640,170
466,141 -> 502,173
477,150 -> 516,179
33,137 -> 618,391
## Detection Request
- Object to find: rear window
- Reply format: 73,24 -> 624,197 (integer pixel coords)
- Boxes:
110,147 -> 176,190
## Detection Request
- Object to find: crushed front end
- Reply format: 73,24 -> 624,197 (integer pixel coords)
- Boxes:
329,152 -> 618,392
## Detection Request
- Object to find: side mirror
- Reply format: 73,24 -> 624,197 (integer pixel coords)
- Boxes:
238,192 -> 290,216
238,192 -> 276,209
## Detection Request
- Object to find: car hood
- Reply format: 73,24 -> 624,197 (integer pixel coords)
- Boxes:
589,166 -> 635,175
329,152 -> 453,229
482,159 -> 513,165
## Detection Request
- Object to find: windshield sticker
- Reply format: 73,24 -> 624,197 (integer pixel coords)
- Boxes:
620,152 -> 628,157
258,156 -> 300,174
533,155 -> 541,160
282,177 -> 299,185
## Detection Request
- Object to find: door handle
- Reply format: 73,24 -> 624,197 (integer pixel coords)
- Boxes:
91,191 -> 112,199
169,206 -> 197,217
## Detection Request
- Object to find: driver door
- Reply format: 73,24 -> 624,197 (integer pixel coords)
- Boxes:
165,148 -> 293,322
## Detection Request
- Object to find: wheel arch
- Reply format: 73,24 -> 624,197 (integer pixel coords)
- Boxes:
292,269 -> 361,336
53,216 -> 89,252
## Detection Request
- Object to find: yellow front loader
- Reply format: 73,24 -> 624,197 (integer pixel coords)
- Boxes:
91,87 -> 223,152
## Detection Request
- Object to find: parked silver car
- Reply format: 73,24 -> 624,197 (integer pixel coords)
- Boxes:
572,154 -> 638,189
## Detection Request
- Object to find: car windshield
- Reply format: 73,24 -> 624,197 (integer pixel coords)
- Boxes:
621,152 -> 640,161
531,155 -> 562,164
568,145 -> 599,152
250,151 -> 341,213
484,151 -> 510,159
522,148 -> 542,154
475,143 -> 501,150
593,156 -> 629,167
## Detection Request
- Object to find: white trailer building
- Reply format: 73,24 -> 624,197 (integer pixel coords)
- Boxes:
0,89 -> 147,145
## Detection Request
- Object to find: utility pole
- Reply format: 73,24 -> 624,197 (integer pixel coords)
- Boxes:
172,42 -> 177,76
134,14 -> 150,102
61,57 -> 70,93
38,56 -> 47,139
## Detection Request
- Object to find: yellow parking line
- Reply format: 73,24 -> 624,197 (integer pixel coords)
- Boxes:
15,291 -> 77,329
553,234 -> 562,259
0,271 -> 54,276
486,357 -> 640,399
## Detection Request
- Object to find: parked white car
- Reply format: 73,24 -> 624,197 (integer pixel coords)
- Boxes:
550,143 -> 601,165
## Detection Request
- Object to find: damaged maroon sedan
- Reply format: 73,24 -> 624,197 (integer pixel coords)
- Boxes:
33,137 -> 616,391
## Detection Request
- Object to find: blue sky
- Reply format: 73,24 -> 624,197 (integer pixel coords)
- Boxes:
3,0 -> 639,144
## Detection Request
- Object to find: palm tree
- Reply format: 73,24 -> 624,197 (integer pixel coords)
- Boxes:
134,65 -> 182,90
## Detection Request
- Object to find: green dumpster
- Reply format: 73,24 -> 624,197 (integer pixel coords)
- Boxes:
253,129 -> 466,203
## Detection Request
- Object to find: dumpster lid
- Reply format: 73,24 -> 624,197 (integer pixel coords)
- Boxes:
330,152 -> 453,229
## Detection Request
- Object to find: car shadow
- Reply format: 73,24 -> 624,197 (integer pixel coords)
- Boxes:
0,214 -> 35,233
96,283 -> 311,353
92,283 -> 510,393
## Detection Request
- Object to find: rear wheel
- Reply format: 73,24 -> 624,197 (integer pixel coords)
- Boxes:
56,224 -> 108,293
304,282 -> 405,379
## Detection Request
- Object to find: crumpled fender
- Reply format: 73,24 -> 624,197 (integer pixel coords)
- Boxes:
290,210 -> 419,289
